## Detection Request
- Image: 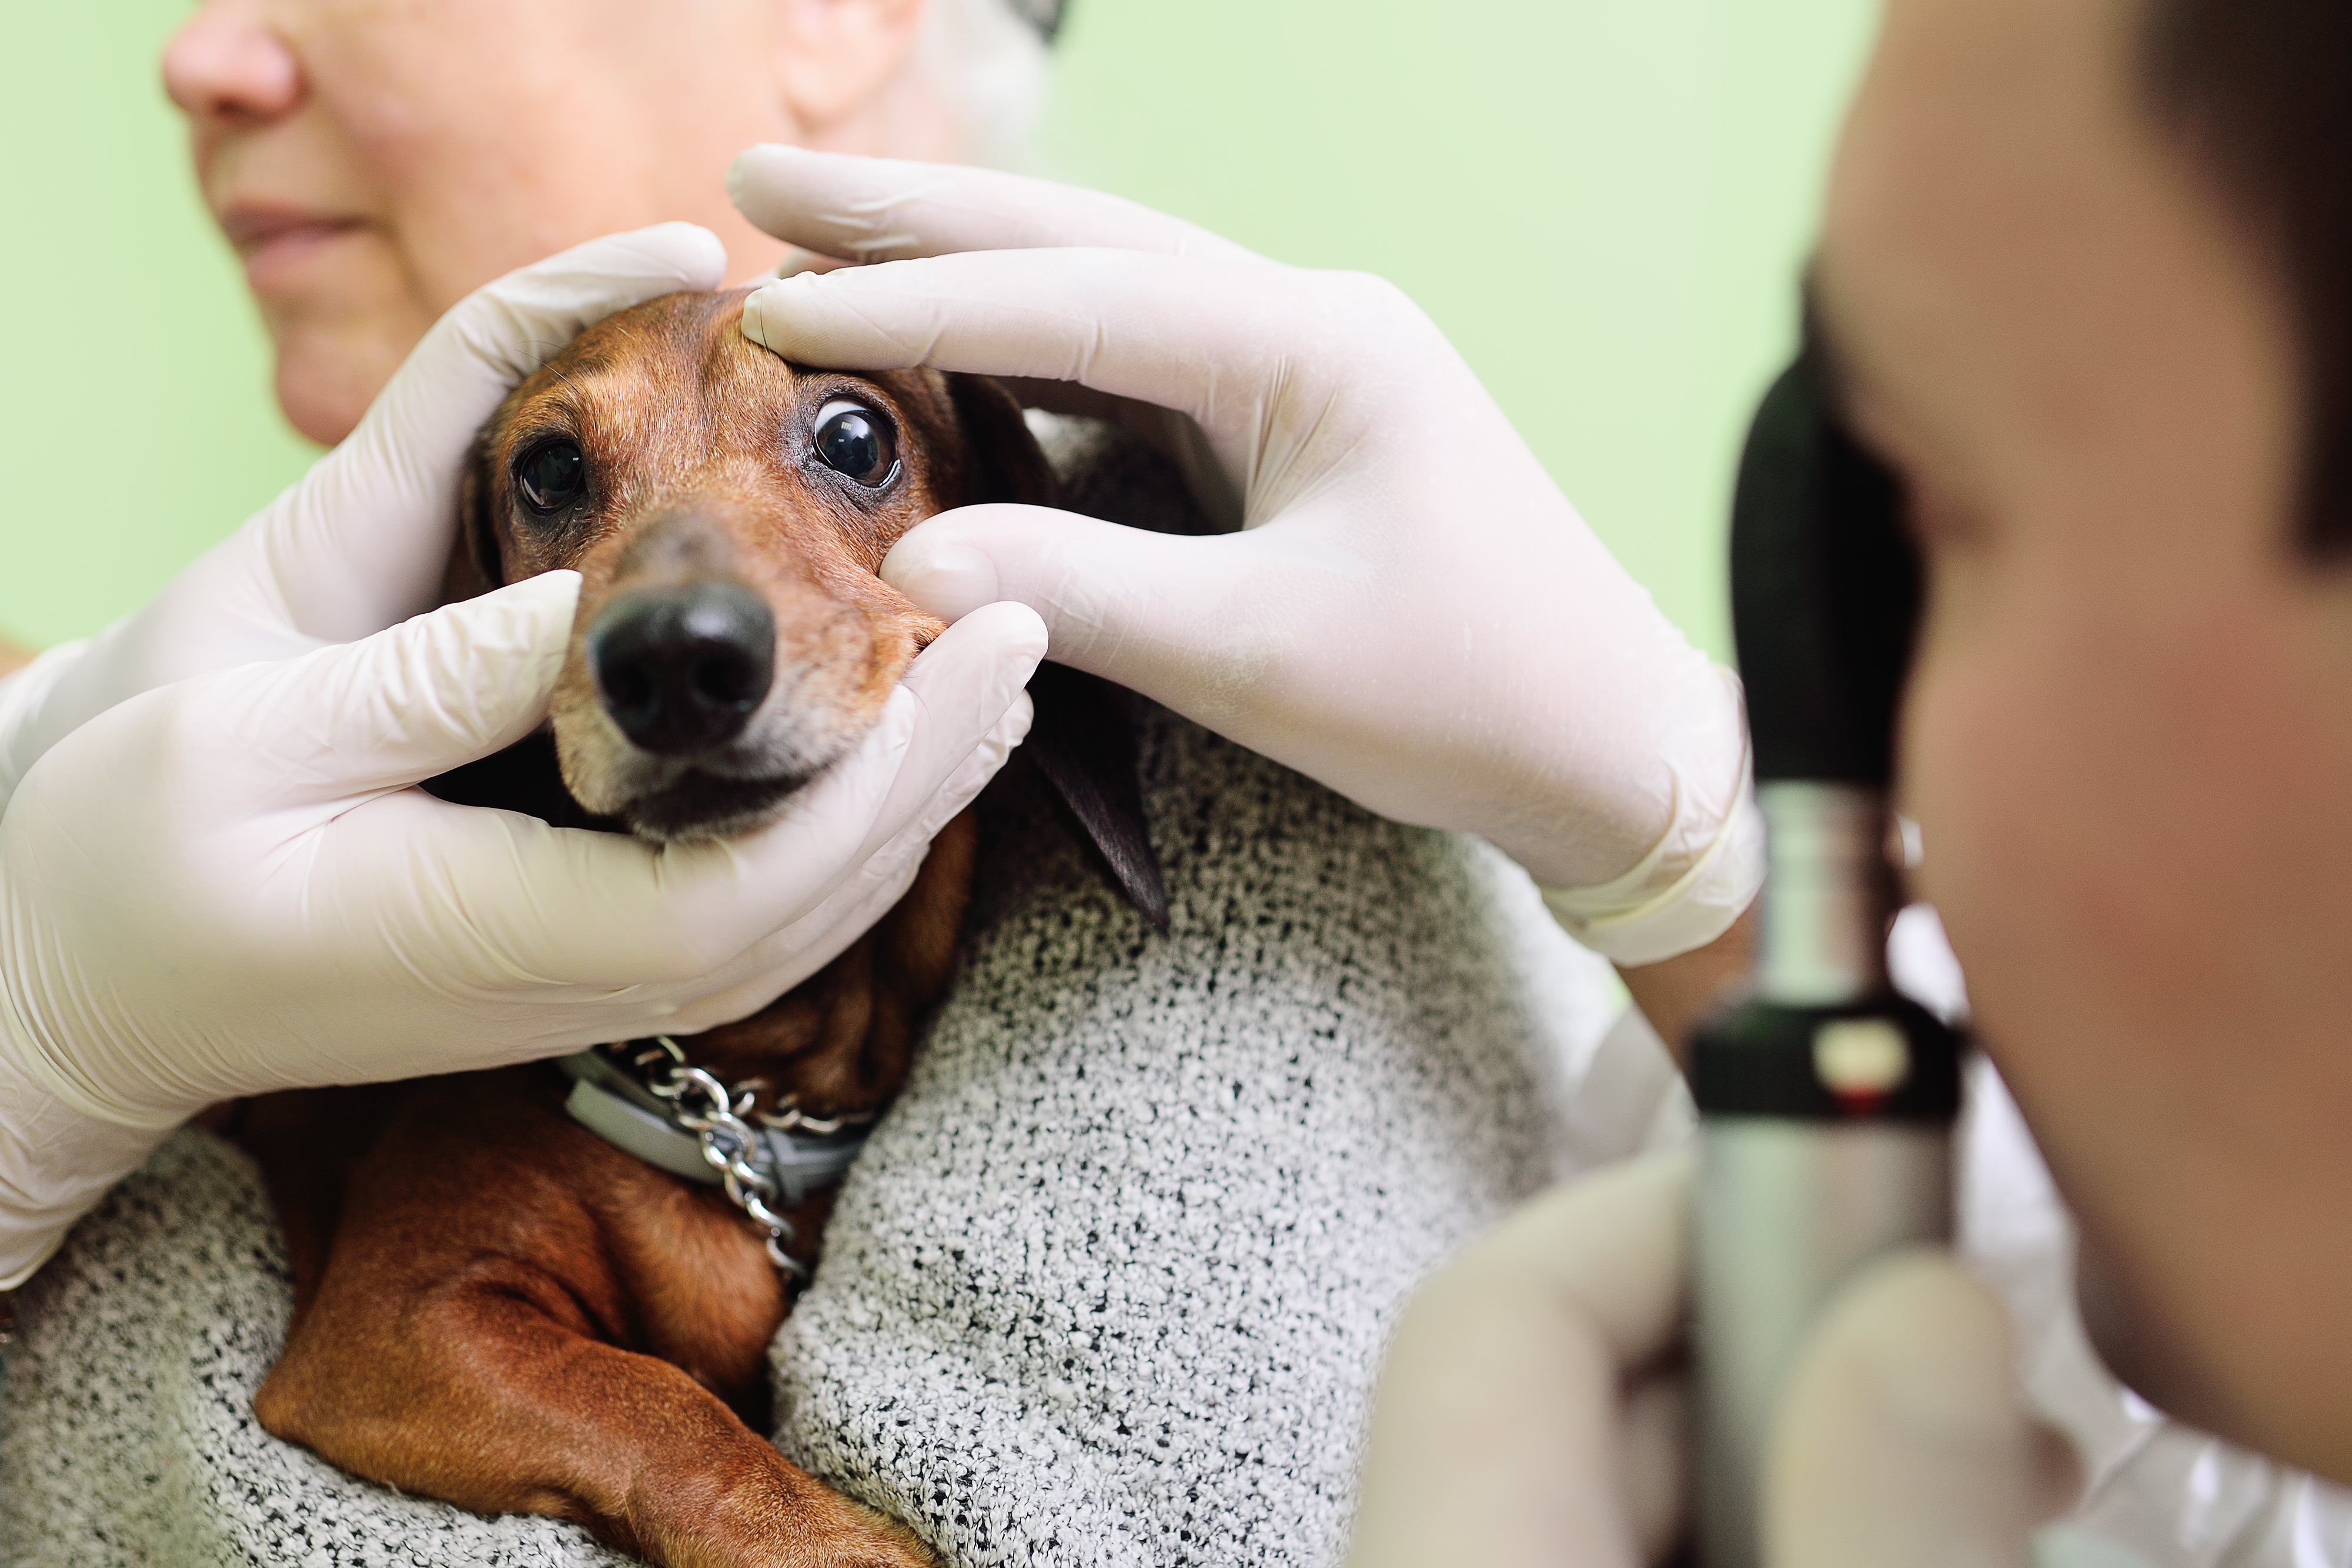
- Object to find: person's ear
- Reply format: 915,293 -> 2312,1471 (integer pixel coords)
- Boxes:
772,0 -> 931,132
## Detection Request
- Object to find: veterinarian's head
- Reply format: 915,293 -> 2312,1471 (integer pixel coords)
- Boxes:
162,0 -> 1053,446
1815,0 -> 2352,1471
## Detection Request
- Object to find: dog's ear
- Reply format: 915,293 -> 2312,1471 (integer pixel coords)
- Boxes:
1024,663 -> 1168,930
440,428 -> 507,606
944,372 -> 1061,509
944,375 -> 1168,931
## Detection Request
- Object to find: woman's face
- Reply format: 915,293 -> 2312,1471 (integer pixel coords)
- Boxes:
164,0 -> 950,445
1822,0 -> 2352,1475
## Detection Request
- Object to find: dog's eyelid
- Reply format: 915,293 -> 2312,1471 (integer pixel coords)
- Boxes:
504,432 -> 581,481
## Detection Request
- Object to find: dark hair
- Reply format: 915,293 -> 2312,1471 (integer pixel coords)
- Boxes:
1007,0 -> 1067,43
2146,1 -> 2352,555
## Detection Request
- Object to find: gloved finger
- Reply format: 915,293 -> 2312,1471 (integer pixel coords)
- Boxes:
663,789 -> 957,1034
258,223 -> 728,644
211,573 -> 582,808
726,145 -> 1262,265
1621,1374 -> 1690,1564
1347,1151 -> 1693,1568
1463,1146 -> 1694,1380
880,504 -> 1277,698
663,683 -> 1035,1029
741,248 -> 1428,453
659,603 -> 1044,985
1766,1251 -> 2083,1568
662,853 -> 928,1037
857,604 -> 1045,857
384,601 -> 1048,999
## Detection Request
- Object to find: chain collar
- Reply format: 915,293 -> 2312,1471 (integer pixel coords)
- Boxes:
557,1037 -> 877,1281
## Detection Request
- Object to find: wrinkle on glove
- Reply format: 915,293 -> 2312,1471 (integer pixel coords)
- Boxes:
1540,688 -> 1763,966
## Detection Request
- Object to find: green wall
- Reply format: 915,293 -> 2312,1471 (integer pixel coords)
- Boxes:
0,1 -> 1876,658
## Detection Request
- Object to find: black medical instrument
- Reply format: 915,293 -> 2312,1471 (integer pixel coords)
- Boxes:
1690,346 -> 1967,1567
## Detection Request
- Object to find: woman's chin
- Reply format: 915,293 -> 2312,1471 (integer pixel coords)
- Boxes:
249,236 -> 437,445
268,318 -> 422,446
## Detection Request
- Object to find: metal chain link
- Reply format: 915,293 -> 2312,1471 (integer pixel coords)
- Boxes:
757,1093 -> 857,1137
626,1036 -> 811,1281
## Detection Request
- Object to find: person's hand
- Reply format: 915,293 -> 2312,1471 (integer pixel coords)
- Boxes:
0,223 -> 727,811
0,575 -> 1045,1285
1768,1247 -> 2085,1567
1343,1149 -> 2080,1567
724,149 -> 1760,966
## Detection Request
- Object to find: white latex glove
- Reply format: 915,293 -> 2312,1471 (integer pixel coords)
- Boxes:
0,577 -> 1046,1286
725,148 -> 1760,965
1345,1148 -> 2081,1568
0,222 -> 727,812
1770,1249 -> 2086,1567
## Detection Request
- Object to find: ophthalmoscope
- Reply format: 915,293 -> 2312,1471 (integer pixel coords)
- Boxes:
1690,342 -> 1967,1568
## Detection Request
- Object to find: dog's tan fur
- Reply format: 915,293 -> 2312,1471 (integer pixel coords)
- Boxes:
227,290 -> 1071,1568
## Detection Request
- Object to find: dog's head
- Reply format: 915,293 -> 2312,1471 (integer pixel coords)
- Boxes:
443,286 -> 1165,927
454,287 -> 1056,842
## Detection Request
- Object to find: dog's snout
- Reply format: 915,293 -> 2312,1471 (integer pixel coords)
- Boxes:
589,581 -> 776,755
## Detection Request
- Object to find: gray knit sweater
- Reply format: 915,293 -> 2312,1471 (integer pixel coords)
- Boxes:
0,699 -> 1645,1567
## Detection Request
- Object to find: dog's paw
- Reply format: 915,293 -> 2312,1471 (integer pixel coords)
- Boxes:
638,1448 -> 938,1568
803,1504 -> 941,1568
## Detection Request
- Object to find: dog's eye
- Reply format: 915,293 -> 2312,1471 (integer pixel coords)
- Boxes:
514,438 -> 588,516
813,399 -> 898,488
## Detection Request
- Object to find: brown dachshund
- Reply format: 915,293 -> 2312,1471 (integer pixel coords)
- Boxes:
222,289 -> 1160,1568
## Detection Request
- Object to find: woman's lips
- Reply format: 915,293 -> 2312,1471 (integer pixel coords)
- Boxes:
219,205 -> 368,291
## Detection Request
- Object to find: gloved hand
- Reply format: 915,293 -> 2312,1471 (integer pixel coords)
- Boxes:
0,222 -> 727,812
1343,1149 -> 2082,1568
0,574 -> 1045,1286
724,149 -> 1760,965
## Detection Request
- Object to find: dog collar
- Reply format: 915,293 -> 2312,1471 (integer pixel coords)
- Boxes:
556,1041 -> 874,1275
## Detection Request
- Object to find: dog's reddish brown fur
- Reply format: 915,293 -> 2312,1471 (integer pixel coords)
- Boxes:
226,290 -> 1064,1568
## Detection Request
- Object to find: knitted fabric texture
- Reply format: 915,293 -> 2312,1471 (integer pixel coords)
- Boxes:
765,720 -> 1629,1567
0,710 -> 1638,1567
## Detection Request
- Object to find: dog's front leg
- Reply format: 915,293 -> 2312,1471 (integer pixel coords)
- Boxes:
253,1246 -> 937,1568
250,1071 -> 937,1568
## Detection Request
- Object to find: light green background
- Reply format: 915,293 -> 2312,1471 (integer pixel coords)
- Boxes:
0,1 -> 1877,657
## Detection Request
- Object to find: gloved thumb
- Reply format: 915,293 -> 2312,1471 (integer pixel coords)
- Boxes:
215,571 -> 582,807
1766,1251 -> 2083,1568
883,504 -> 1240,700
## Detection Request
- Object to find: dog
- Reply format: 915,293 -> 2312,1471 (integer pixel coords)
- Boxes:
220,288 -> 1161,1568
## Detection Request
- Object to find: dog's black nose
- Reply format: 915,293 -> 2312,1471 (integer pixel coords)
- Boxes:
589,581 -> 776,755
